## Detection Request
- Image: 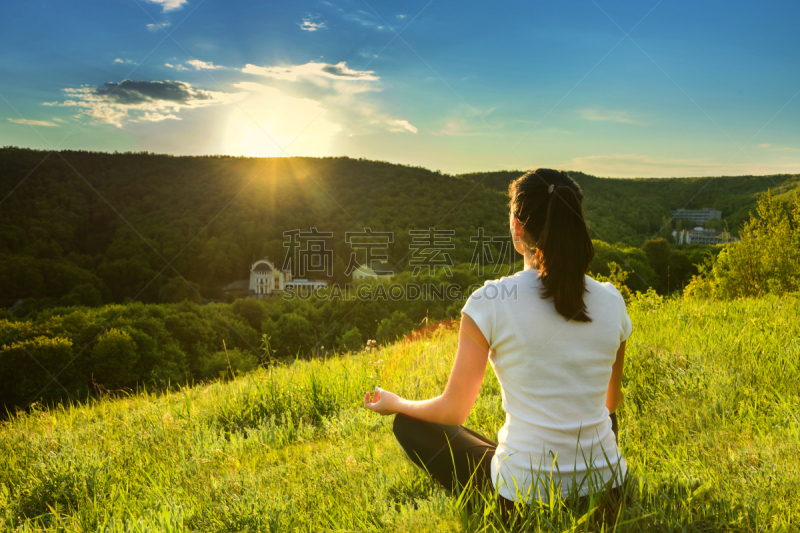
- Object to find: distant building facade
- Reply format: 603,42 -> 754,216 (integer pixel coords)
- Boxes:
249,257 -> 290,296
221,256 -> 328,299
670,207 -> 722,225
673,227 -> 738,245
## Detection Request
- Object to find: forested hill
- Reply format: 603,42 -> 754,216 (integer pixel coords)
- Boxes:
1,146 -> 797,310
0,147 -> 509,309
457,170 -> 800,246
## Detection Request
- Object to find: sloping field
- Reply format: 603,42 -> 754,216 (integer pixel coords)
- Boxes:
1,294 -> 799,532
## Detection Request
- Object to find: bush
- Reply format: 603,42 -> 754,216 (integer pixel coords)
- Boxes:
337,326 -> 363,353
376,311 -> 414,345
90,327 -> 139,389
685,191 -> 800,299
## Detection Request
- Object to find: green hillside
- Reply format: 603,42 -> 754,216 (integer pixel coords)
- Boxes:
1,147 -> 797,311
1,294 -> 799,531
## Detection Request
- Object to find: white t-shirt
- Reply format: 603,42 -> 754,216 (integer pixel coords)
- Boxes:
461,268 -> 632,503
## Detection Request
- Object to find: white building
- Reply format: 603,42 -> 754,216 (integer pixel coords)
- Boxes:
284,279 -> 329,294
249,257 -> 290,296
243,256 -> 328,298
670,207 -> 722,225
673,227 -> 738,245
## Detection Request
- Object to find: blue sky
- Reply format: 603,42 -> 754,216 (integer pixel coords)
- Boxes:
1,0 -> 799,177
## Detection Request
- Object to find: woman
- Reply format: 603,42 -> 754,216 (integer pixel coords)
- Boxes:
364,168 -> 632,514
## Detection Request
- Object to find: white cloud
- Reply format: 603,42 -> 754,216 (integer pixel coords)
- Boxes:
165,62 -> 190,71
146,0 -> 186,13
186,59 -> 223,70
343,11 -> 386,30
114,58 -> 138,65
239,60 -> 416,135
8,118 -> 58,127
396,14 -> 407,19
138,112 -> 181,122
48,79 -> 245,127
146,22 -> 172,32
299,17 -> 326,31
757,143 -> 800,153
576,108 -> 645,125
386,119 -> 417,134
243,61 -> 379,82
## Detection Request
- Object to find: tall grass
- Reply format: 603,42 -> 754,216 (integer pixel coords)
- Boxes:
1,294 -> 798,532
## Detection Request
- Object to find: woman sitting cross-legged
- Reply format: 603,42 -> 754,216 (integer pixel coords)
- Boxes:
364,169 -> 632,518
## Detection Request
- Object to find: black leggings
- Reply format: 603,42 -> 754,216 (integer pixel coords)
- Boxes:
392,412 -> 621,515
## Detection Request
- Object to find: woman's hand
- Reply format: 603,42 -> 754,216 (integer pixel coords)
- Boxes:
364,387 -> 400,416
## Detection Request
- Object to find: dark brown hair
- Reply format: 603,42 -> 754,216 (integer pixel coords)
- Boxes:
508,169 -> 594,322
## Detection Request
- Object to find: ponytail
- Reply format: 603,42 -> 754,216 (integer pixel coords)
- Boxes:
508,170 -> 595,322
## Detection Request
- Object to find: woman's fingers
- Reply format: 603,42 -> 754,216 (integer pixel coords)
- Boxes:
364,391 -> 374,409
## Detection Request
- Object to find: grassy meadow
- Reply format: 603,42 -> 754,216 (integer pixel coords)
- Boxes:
1,293 -> 799,532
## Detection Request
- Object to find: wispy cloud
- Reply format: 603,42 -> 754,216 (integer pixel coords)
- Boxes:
396,14 -> 407,19
146,22 -> 172,32
386,119 -> 418,134
243,61 -> 378,82
343,10 -> 386,30
8,118 -> 58,127
299,17 -> 326,32
146,0 -> 186,13
165,62 -> 190,71
114,58 -> 138,65
757,143 -> 800,153
44,79 -> 244,127
241,60 -> 416,135
576,108 -> 645,125
186,59 -> 223,70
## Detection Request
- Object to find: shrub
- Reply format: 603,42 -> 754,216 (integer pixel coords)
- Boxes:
337,326 -> 363,353
376,311 -> 414,345
685,191 -> 800,299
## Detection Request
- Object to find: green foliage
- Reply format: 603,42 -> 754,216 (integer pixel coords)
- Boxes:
158,276 -> 203,304
90,327 -> 139,389
376,311 -> 414,345
338,326 -> 363,352
686,191 -> 800,299
592,262 -> 633,303
588,240 -> 658,293
0,302 -> 260,412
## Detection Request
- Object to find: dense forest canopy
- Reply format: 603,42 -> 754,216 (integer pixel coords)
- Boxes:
1,146 -> 797,311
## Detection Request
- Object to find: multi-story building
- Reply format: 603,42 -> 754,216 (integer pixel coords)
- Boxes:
670,207 -> 722,225
673,227 -> 738,245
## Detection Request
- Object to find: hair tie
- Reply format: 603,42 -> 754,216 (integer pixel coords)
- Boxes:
548,184 -> 554,194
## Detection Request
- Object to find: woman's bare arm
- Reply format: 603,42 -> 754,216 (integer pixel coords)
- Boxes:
606,340 -> 626,414
364,313 -> 490,425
